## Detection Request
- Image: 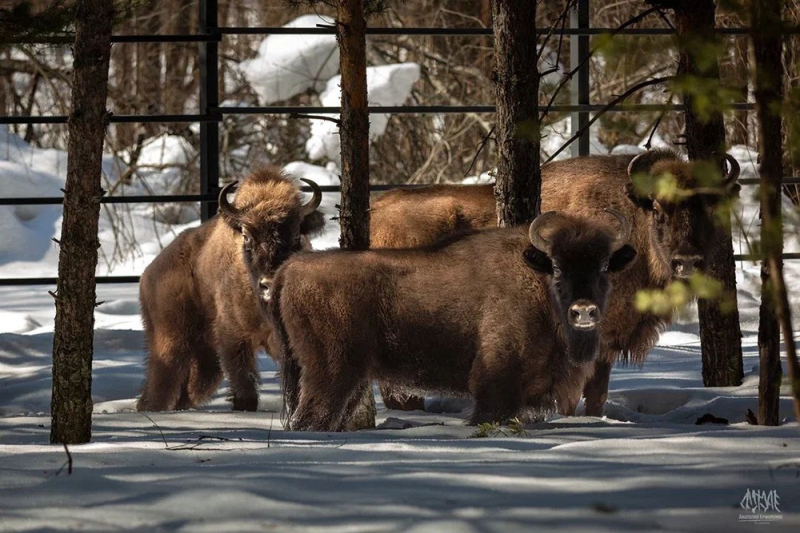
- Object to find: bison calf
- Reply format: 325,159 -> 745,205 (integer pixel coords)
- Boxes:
271,210 -> 637,431
137,167 -> 324,412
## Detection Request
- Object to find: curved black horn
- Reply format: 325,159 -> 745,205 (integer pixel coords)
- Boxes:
722,153 -> 740,188
218,181 -> 241,219
299,178 -> 322,217
528,211 -> 561,255
604,208 -> 632,252
627,152 -> 648,178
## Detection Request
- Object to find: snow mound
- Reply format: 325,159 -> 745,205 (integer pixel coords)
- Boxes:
239,14 -> 339,105
283,161 -> 340,186
305,62 -> 421,163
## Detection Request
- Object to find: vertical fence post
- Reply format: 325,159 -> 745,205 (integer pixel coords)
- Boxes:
570,0 -> 590,157
199,0 -> 220,221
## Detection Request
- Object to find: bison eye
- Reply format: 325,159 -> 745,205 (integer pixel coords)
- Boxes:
241,229 -> 253,248
552,265 -> 562,276
600,262 -> 609,273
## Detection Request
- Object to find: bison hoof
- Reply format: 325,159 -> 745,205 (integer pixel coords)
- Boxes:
232,396 -> 259,411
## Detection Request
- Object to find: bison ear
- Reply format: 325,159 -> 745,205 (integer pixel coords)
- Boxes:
608,244 -> 637,273
300,210 -> 326,236
624,183 -> 654,210
523,246 -> 553,274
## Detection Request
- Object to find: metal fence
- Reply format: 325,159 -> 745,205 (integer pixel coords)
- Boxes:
1,0 -> 798,286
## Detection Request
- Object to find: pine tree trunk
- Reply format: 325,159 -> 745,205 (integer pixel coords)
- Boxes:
674,0 -> 744,388
50,0 -> 114,445
492,0 -> 541,226
752,0 -> 800,424
336,0 -> 375,429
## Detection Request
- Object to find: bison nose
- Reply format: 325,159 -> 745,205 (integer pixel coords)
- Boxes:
568,301 -> 599,330
671,255 -> 703,279
259,277 -> 272,301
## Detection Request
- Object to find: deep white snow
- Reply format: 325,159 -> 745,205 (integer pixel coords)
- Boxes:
238,14 -> 339,106
305,63 -> 422,163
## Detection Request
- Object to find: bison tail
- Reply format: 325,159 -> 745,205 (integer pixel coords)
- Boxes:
269,276 -> 301,428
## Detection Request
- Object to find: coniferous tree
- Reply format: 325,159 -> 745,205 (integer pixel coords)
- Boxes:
50,0 -> 115,444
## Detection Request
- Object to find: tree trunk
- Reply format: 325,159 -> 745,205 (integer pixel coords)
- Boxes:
50,0 -> 114,445
492,0 -> 541,226
137,2 -> 162,136
674,0 -> 744,388
752,0 -> 800,424
336,0 -> 375,429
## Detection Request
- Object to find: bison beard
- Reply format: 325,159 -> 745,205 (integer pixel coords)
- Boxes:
272,210 -> 636,431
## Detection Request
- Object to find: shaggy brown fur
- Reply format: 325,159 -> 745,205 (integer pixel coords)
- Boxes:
137,167 -> 325,412
369,150 -> 740,416
271,212 -> 637,431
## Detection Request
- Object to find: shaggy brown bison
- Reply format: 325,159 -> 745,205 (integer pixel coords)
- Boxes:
369,150 -> 741,415
137,167 -> 325,412
270,209 -> 637,431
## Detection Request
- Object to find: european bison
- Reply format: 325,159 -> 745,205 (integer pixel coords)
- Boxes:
270,210 -> 637,431
369,150 -> 741,415
137,167 -> 324,412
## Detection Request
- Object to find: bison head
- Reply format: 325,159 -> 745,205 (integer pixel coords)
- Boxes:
523,209 -> 637,364
218,170 -> 324,303
624,150 -> 740,280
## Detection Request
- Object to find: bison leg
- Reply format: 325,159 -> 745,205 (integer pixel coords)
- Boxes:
379,383 -> 425,411
217,334 -> 260,411
557,387 -> 582,417
583,358 -> 613,417
337,382 -> 375,431
137,351 -> 188,411
469,361 -> 522,426
175,339 -> 223,410
290,363 -> 366,432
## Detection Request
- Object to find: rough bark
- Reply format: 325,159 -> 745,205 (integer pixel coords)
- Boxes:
336,0 -> 375,429
492,0 -> 541,227
674,0 -> 744,388
50,0 -> 114,444
752,0 -> 800,424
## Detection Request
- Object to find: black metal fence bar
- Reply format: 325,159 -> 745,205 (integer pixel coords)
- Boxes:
2,103 -> 758,126
21,26 -> 800,45
199,0 -> 221,221
2,178 -> 798,207
571,2 -> 591,157
0,184 -> 448,207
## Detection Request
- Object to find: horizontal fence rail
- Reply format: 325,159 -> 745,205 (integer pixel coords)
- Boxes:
1,178 -> 799,207
13,25 -> 800,44
0,103 -> 759,125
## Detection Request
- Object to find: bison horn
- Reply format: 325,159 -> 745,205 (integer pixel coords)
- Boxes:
604,208 -> 632,252
218,181 -> 241,219
722,153 -> 740,188
626,152 -> 649,178
528,211 -> 561,255
299,178 -> 322,217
